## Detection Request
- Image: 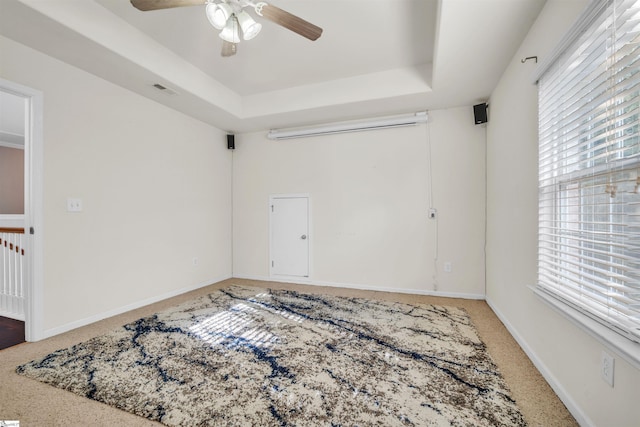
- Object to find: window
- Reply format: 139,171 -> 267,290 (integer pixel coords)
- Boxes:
537,0 -> 640,343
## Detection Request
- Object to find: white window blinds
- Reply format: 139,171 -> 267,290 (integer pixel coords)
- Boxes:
537,0 -> 640,343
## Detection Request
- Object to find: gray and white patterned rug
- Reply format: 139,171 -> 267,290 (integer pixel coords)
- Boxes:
17,285 -> 526,426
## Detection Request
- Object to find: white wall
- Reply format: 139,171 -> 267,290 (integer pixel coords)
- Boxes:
0,36 -> 232,335
0,146 -> 24,214
486,1 -> 639,426
233,107 -> 486,297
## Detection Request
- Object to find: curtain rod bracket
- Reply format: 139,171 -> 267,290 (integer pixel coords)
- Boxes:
521,56 -> 538,63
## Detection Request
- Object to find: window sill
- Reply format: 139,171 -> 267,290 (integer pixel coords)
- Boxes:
531,286 -> 640,371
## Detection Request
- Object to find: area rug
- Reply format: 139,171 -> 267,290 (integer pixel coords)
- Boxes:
17,285 -> 526,426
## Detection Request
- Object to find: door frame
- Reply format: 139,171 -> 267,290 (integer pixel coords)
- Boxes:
269,193 -> 311,282
0,78 -> 44,341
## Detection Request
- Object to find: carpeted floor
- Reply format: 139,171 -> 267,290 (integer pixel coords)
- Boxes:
16,286 -> 525,426
0,278 -> 577,426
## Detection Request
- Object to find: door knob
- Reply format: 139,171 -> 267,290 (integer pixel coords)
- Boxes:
301,235 -> 307,240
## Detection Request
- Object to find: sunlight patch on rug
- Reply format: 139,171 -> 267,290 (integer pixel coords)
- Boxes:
17,285 -> 527,426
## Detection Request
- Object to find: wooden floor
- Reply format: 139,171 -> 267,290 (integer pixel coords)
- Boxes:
0,316 -> 25,350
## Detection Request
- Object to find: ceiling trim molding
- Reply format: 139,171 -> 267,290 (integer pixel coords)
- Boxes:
0,131 -> 25,148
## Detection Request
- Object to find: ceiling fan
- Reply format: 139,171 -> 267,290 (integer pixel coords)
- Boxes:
130,0 -> 323,57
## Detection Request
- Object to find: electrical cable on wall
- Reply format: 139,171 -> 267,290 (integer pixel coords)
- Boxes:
230,139 -> 235,277
483,121 -> 488,297
426,120 -> 439,292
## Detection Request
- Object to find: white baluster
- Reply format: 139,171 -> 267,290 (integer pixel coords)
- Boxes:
0,231 -> 25,319
1,233 -> 6,313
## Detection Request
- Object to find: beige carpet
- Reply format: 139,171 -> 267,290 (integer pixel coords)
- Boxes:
0,278 -> 577,426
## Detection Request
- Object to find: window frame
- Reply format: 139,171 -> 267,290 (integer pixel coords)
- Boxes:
533,0 -> 640,369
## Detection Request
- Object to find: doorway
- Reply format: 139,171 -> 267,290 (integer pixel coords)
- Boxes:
0,89 -> 26,348
269,194 -> 310,280
0,78 -> 44,343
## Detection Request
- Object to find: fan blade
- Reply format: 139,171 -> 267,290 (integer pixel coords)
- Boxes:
221,41 -> 237,57
130,0 -> 205,12
257,3 -> 322,41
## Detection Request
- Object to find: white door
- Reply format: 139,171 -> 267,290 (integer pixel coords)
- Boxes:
270,195 -> 309,278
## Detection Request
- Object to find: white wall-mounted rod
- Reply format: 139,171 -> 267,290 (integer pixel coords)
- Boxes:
267,111 -> 428,140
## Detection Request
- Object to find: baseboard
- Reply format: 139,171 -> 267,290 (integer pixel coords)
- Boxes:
42,274 -> 232,339
485,296 -> 594,427
232,274 -> 485,300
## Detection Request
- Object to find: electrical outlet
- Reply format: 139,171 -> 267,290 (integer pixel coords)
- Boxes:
601,351 -> 615,387
444,262 -> 452,273
66,198 -> 83,212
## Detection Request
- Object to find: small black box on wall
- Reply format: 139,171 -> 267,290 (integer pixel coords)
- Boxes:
473,103 -> 488,125
227,134 -> 235,150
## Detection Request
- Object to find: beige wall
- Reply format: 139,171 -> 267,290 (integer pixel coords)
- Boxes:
486,1 -> 639,426
0,145 -> 24,214
233,107 -> 486,297
0,36 -> 232,334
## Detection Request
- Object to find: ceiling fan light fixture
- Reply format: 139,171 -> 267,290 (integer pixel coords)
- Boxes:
205,3 -> 225,30
211,2 -> 233,29
219,16 -> 241,43
237,11 -> 262,40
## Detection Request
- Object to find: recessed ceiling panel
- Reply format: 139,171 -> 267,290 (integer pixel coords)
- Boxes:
95,0 -> 436,96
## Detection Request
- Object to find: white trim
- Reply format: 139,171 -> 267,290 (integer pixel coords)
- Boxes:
0,78 -> 44,342
268,274 -> 312,284
267,112 -> 428,140
28,85 -> 44,342
0,139 -> 25,149
485,296 -> 595,427
233,274 -> 486,300
268,193 -> 311,199
532,0 -> 610,83
532,286 -> 640,370
42,275 -> 232,339
0,214 -> 25,228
